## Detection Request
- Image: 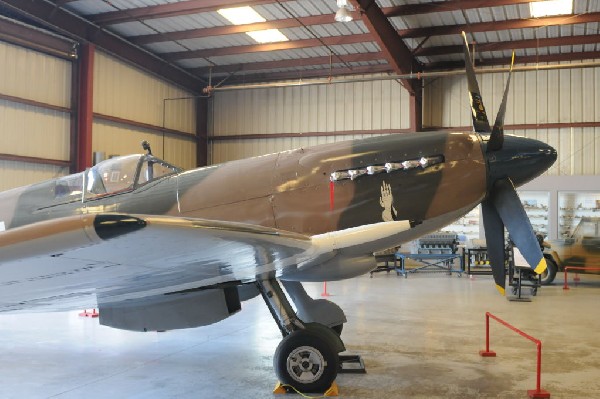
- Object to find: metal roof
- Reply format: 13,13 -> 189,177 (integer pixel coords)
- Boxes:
2,0 -> 599,92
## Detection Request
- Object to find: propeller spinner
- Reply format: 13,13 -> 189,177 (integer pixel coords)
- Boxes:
461,32 -> 557,294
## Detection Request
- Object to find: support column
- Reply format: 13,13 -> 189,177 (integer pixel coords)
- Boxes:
76,43 -> 94,171
196,97 -> 209,167
69,51 -> 79,174
409,86 -> 423,132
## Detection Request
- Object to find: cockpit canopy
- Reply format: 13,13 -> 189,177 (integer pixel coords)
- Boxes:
55,154 -> 181,200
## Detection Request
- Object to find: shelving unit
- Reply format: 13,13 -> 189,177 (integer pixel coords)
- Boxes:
441,206 -> 480,242
558,192 -> 600,237
518,191 -> 550,237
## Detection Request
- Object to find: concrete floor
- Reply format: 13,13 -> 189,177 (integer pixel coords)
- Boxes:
1,272 -> 599,399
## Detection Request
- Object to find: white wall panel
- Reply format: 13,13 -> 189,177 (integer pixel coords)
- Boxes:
0,160 -> 66,192
93,120 -> 196,170
0,41 -> 71,185
424,62 -> 600,176
211,75 -> 410,138
0,41 -> 71,107
94,51 -> 196,134
424,63 -> 600,128
0,100 -> 70,160
210,75 -> 410,163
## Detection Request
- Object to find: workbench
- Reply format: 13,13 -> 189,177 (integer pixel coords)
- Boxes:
395,253 -> 464,277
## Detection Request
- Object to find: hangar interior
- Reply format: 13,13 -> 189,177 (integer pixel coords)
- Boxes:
0,0 -> 599,398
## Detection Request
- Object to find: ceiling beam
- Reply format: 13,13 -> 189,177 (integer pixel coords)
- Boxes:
353,0 -> 420,95
221,64 -> 392,85
0,0 -> 206,93
0,15 -> 77,59
130,1 -> 535,46
400,12 -> 600,39
130,14 -> 336,45
424,51 -> 600,70
73,0 -> 537,27
163,34 -> 373,61
416,34 -> 600,57
87,0 -> 275,26
191,52 -> 386,75
385,0 -> 536,18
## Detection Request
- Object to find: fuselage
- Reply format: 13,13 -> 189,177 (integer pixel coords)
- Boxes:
0,131 -> 556,311
1,131 -> 487,237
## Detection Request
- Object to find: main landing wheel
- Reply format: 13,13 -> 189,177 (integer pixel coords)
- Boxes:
540,256 -> 558,285
274,329 -> 339,393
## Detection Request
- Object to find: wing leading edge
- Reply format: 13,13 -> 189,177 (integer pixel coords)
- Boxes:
0,213 -> 412,313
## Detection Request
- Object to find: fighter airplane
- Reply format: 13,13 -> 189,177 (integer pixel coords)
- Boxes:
0,33 -> 556,392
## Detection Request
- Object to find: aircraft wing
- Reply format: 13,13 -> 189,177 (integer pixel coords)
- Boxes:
0,214 -> 316,309
0,213 -> 412,315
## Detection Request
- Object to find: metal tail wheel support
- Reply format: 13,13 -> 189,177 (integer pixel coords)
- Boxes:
256,278 -> 345,393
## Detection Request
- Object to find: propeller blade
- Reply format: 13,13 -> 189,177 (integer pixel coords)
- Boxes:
481,199 -> 507,295
491,178 -> 547,276
488,51 -> 515,152
462,31 -> 491,133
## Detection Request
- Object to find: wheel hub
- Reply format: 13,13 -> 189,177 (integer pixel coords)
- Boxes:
287,345 -> 326,383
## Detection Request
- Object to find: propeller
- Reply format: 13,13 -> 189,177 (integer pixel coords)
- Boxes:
462,32 -> 491,134
487,52 -> 514,152
461,32 -> 548,295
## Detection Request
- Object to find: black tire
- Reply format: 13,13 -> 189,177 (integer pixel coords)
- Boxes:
540,256 -> 558,285
274,329 -> 339,393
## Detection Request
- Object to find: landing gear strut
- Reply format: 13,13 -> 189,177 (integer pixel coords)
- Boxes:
256,278 -> 345,393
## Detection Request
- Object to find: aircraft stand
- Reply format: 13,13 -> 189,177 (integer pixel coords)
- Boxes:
508,265 -> 541,301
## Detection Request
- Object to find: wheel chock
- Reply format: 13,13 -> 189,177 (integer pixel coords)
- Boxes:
273,382 -> 287,394
324,381 -> 339,396
272,381 -> 339,396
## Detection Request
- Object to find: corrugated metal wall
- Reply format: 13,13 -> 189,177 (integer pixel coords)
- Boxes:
423,64 -> 600,175
0,41 -> 71,191
93,51 -> 197,169
210,76 -> 411,163
91,119 -> 196,167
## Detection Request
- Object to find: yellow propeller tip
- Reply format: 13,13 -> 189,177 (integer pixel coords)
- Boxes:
534,258 -> 547,275
496,285 -> 505,296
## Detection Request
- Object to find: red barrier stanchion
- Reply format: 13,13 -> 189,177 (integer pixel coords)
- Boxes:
563,266 -> 600,290
79,309 -> 99,318
480,312 -> 550,399
321,281 -> 331,297
479,312 -> 496,357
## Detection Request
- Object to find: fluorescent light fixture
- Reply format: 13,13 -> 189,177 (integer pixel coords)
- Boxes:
335,6 -> 353,22
530,0 -> 573,18
246,29 -> 289,44
217,6 -> 287,43
335,0 -> 354,22
217,6 -> 266,25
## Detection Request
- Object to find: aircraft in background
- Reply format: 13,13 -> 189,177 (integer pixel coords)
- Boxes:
0,33 -> 556,392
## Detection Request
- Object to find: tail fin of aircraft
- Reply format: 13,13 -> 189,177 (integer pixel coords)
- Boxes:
461,31 -> 547,294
